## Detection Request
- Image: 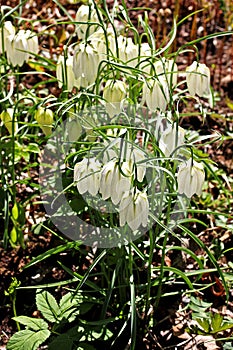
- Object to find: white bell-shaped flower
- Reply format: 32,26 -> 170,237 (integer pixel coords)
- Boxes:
89,27 -> 117,63
119,188 -> 149,231
27,32 -> 39,58
56,55 -> 78,91
103,137 -> 147,182
5,29 -> 38,67
0,21 -> 15,54
177,158 -> 205,197
139,42 -> 153,74
73,42 -> 100,88
118,36 -> 138,67
74,157 -> 101,196
99,160 -> 131,205
142,78 -> 169,111
128,147 -> 147,182
103,80 -> 127,118
159,123 -> 185,157
186,61 -> 210,97
75,4 -> 99,40
154,58 -> 178,88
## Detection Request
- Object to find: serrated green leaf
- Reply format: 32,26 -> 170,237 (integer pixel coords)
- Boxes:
6,329 -> 50,350
36,290 -> 60,323
12,316 -> 48,331
58,292 -> 80,323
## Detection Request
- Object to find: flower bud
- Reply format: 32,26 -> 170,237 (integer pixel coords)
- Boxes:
0,108 -> 18,135
186,61 -> 210,97
103,80 -> 127,118
66,116 -> 82,143
177,158 -> 205,197
34,107 -> 54,136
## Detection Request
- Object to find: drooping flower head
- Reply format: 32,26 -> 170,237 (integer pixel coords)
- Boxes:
186,61 -> 210,97
177,158 -> 205,197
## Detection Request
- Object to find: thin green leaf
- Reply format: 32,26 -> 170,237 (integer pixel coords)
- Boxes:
23,241 -> 81,269
152,266 -> 194,290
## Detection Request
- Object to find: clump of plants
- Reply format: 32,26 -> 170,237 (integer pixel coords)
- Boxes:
0,1 -> 232,349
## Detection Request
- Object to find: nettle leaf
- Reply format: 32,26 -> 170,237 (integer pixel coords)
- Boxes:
6,329 -> 50,350
36,289 -> 60,323
12,316 -> 48,331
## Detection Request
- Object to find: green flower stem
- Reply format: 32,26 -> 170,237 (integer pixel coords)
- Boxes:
128,243 -> 136,350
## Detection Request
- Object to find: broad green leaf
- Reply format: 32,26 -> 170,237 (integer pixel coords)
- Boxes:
79,325 -> 113,342
12,316 -> 48,331
79,302 -> 94,315
25,143 -> 40,153
6,329 -> 50,350
48,326 -> 84,350
36,290 -> 60,323
195,317 -> 210,333
211,313 -> 223,333
218,322 -> 233,332
48,334 -> 74,350
77,343 -> 97,350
